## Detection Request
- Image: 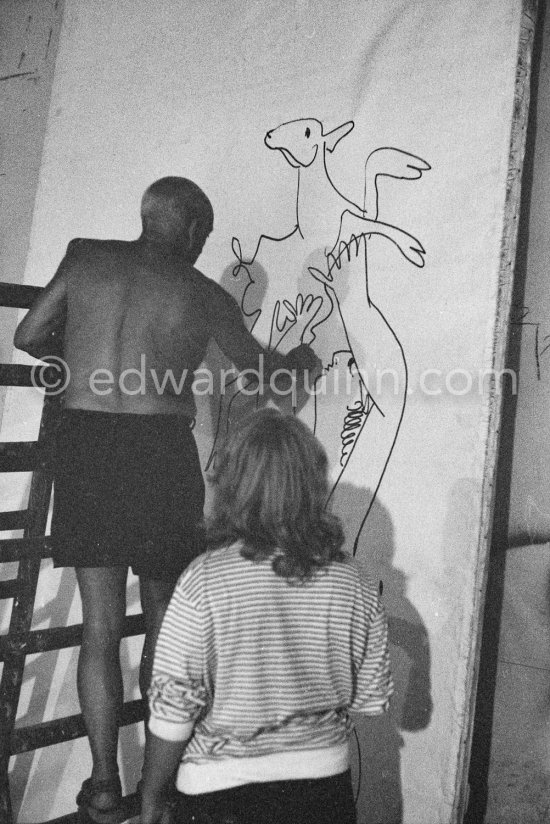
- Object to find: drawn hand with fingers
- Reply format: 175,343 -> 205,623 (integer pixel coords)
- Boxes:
271,292 -> 324,350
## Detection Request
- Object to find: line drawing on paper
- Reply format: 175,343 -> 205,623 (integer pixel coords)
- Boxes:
208,118 -> 429,553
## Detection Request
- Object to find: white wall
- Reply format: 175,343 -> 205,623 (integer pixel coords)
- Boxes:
0,0 -> 64,424
1,1 -> 528,821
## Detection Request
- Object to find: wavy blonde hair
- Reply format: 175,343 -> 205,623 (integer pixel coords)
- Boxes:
207,408 -> 345,580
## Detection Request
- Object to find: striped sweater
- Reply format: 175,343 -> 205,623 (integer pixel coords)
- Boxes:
149,542 -> 393,784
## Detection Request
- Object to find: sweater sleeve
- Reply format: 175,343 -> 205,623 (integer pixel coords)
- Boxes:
349,580 -> 394,715
148,559 -> 208,741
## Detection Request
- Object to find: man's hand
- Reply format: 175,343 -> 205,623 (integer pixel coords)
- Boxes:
286,343 -> 323,384
14,245 -> 71,356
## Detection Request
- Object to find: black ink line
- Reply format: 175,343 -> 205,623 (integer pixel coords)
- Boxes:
353,298 -> 409,555
512,308 -> 542,380
45,28 -> 53,61
499,658 -> 550,673
535,323 -> 540,379
231,226 -> 300,278
365,147 -> 431,220
228,245 -> 262,332
538,333 -> 550,361
0,71 -> 35,82
512,305 -> 530,323
340,400 -> 367,466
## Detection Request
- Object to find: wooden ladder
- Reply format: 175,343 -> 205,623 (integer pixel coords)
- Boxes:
0,282 -> 144,823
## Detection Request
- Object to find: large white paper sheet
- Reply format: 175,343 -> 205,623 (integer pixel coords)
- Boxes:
5,1 -> 524,821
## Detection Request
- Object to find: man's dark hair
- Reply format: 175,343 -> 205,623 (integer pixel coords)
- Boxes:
141,176 -> 214,260
207,409 -> 346,581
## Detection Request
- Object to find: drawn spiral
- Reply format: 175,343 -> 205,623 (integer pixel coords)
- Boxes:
30,356 -> 70,396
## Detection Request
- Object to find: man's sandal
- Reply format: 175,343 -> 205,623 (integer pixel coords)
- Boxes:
76,776 -> 127,824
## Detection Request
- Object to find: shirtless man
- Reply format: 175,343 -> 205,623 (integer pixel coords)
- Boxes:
14,177 -> 319,824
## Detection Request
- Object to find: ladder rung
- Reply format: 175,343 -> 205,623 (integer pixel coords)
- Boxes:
0,579 -> 18,600
0,365 -> 34,387
0,442 -> 42,472
0,363 -> 67,390
0,536 -> 51,562
0,510 -> 27,531
0,355 -> 60,824
36,813 -> 79,824
42,791 -> 140,824
0,281 -> 41,309
0,614 -> 145,660
10,698 -> 144,754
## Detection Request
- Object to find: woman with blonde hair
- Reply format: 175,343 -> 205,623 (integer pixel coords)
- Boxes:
141,409 -> 393,824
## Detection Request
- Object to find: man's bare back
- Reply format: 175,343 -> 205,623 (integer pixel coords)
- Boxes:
62,238 -> 212,415
15,236 -> 312,416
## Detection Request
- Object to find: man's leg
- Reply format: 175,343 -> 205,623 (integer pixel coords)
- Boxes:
76,566 -> 128,811
138,577 -> 179,809
138,577 -> 175,700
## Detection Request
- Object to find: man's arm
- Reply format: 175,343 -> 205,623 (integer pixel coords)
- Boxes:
140,727 -> 193,824
209,285 -> 321,381
13,241 -> 78,359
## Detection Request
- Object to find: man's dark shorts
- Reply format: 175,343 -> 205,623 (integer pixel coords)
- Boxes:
50,409 -> 206,582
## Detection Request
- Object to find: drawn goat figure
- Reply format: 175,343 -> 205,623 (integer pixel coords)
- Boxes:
218,118 -> 429,549
264,118 -> 427,265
